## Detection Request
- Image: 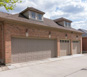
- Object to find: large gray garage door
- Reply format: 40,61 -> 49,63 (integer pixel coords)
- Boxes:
72,41 -> 80,54
60,40 -> 70,56
11,38 -> 57,63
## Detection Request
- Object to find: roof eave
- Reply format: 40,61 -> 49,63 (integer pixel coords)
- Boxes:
0,17 -> 83,34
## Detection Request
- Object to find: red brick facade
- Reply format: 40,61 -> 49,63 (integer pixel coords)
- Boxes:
82,37 -> 87,53
0,22 -> 82,64
0,24 -> 2,60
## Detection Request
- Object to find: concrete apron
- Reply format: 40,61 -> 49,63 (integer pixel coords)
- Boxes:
0,54 -> 84,72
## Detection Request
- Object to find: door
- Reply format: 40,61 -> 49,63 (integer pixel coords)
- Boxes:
11,38 -> 57,63
72,41 -> 80,54
60,40 -> 70,56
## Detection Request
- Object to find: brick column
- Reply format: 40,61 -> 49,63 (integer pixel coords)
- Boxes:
4,38 -> 11,65
80,37 -> 82,54
4,25 -> 11,65
57,39 -> 60,57
70,40 -> 73,55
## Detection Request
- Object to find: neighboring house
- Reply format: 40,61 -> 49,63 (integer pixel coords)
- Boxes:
0,7 -> 82,65
79,29 -> 87,53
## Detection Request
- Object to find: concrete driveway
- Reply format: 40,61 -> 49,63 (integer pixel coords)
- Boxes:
0,54 -> 87,77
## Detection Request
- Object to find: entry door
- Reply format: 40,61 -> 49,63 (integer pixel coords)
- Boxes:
60,40 -> 70,56
11,38 -> 57,63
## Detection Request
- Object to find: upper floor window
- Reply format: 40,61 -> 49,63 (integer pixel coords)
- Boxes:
37,14 -> 43,21
67,22 -> 71,27
64,21 -> 67,26
31,11 -> 36,19
30,11 -> 43,21
68,22 -> 71,27
64,21 -> 71,27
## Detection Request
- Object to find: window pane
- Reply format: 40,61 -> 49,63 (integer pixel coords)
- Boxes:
64,21 -> 67,26
37,14 -> 42,20
31,12 -> 35,19
67,22 -> 70,27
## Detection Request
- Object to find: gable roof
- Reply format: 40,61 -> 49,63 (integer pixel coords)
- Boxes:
78,29 -> 87,37
54,17 -> 72,23
0,11 -> 82,34
79,29 -> 87,33
20,7 -> 45,14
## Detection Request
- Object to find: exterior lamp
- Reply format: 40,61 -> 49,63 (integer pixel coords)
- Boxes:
49,31 -> 51,38
65,34 -> 67,39
26,29 -> 29,37
76,35 -> 78,39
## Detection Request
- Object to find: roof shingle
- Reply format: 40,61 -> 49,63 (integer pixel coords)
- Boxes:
0,11 -> 82,33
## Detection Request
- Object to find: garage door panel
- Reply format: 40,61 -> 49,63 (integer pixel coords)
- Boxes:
72,41 -> 80,54
11,38 -> 57,63
60,51 -> 67,56
60,40 -> 70,56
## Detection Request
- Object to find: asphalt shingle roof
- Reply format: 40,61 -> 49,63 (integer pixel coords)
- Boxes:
0,11 -> 82,33
78,29 -> 87,37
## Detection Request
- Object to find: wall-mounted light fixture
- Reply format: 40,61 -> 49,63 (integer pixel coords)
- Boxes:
71,32 -> 73,34
76,35 -> 78,39
49,31 -> 51,38
65,34 -> 68,39
26,29 -> 29,37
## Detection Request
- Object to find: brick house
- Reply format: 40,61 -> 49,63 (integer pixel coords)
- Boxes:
79,29 -> 87,53
0,7 -> 82,65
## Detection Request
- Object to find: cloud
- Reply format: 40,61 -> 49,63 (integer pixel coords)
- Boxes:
0,0 -> 87,29
60,4 -> 85,14
72,20 -> 87,29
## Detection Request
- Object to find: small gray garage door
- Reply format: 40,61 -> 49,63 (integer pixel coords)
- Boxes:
11,38 -> 57,63
72,41 -> 80,54
60,40 -> 70,56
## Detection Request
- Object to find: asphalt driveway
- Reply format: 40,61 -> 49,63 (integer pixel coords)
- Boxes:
0,54 -> 87,77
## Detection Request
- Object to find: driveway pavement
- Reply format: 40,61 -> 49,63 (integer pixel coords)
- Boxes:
0,54 -> 87,77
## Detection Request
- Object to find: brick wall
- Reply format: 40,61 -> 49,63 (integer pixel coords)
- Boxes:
0,24 -> 2,61
2,22 -> 82,64
82,37 -> 87,53
0,23 -> 4,63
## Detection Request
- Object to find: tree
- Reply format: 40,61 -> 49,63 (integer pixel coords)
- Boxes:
0,0 -> 22,10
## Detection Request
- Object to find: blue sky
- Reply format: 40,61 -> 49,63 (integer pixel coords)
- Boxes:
0,0 -> 87,29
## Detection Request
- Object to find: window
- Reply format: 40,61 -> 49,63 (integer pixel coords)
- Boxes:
64,21 -> 67,26
64,21 -> 71,27
60,40 -> 69,43
30,11 -> 43,21
67,22 -> 71,27
31,12 -> 36,19
37,14 -> 43,21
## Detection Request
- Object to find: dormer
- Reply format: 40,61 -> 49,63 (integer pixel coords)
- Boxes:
20,7 -> 45,21
54,18 -> 72,28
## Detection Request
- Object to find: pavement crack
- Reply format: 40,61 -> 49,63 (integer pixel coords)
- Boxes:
64,67 -> 87,77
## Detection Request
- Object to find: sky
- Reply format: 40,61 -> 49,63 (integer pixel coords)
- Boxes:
0,0 -> 87,30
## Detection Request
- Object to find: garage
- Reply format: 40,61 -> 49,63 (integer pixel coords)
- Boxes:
60,40 -> 70,56
72,41 -> 80,54
11,38 -> 57,63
